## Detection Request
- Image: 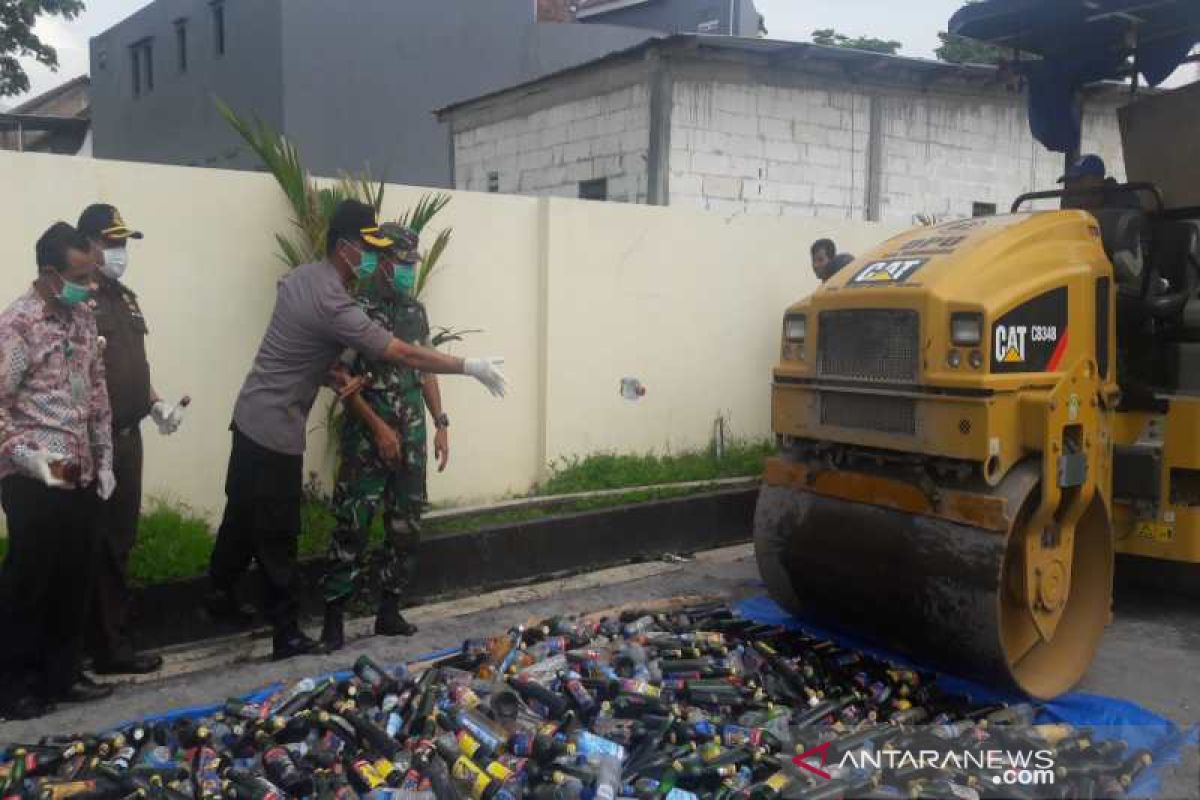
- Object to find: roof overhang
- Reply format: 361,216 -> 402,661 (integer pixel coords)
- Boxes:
576,0 -> 656,20
0,113 -> 90,133
435,34 -> 1057,120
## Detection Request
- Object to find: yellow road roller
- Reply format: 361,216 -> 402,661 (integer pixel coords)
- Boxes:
755,2 -> 1200,698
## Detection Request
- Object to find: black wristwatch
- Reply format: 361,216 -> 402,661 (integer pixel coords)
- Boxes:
434,413 -> 450,429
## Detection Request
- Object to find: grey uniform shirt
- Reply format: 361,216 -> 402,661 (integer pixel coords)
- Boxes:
232,259 -> 392,455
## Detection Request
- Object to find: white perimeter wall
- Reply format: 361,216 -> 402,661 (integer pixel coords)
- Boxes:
669,80 -> 1127,224
454,84 -> 650,202
0,150 -> 903,520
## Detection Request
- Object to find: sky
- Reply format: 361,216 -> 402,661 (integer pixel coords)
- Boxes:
4,0 -> 1195,108
4,0 -> 970,108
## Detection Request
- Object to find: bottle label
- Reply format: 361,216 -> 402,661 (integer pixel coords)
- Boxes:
355,760 -> 385,789
765,772 -> 790,792
45,780 -> 98,800
664,790 -> 698,800
451,758 -> 491,800
720,726 -> 761,749
457,731 -> 482,759
458,714 -> 503,752
619,679 -> 660,698
575,732 -> 626,761
485,762 -> 513,782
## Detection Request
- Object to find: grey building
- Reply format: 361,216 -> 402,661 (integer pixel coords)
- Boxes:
88,0 -> 759,187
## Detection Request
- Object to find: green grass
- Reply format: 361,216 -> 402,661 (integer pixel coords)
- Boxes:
298,499 -> 339,560
532,439 -> 773,496
127,502 -> 215,586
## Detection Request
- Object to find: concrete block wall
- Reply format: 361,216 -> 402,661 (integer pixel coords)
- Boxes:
668,79 -> 1126,223
1080,103 -> 1129,184
454,84 -> 651,202
669,81 -> 871,219
877,93 -> 1053,223
877,94 -> 1127,224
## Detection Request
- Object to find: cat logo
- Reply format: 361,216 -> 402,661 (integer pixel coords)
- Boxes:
995,325 -> 1027,363
849,258 -> 926,286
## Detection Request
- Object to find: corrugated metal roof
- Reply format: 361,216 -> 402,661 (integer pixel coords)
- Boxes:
0,113 -> 90,132
435,34 -> 1009,116
9,75 -> 90,116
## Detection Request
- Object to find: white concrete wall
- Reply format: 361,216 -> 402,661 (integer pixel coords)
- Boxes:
0,150 -> 903,521
669,79 -> 1127,223
541,200 -> 896,458
670,81 -> 871,220
454,84 -> 650,202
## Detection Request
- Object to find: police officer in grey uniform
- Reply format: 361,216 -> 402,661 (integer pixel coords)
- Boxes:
206,200 -> 507,661
77,204 -> 184,675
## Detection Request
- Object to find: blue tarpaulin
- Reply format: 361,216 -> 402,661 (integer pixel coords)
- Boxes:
949,0 -> 1200,153
16,605 -> 1193,798
103,646 -> 461,729
736,594 -> 1198,799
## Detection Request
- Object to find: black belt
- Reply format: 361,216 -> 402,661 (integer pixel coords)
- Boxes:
115,423 -> 140,437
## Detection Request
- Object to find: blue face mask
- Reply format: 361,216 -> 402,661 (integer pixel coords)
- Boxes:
355,250 -> 379,281
56,276 -> 93,307
392,263 -> 416,294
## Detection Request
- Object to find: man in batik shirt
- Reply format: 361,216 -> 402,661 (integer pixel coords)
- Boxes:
0,222 -> 116,720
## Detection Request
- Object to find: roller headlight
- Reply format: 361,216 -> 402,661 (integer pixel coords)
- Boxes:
951,312 -> 983,347
784,314 -> 807,343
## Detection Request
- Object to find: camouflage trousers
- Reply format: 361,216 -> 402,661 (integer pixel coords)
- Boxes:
321,392 -> 427,605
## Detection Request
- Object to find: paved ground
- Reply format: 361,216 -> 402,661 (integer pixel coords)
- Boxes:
1,544 -> 1196,797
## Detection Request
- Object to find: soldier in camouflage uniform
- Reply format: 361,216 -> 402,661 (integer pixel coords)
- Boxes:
319,224 -> 451,650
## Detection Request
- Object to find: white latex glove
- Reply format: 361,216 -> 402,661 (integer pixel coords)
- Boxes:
463,357 -> 507,398
151,400 -> 184,435
13,447 -> 69,488
97,469 -> 117,501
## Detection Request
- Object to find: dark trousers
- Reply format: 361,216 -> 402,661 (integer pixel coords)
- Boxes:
0,476 -> 99,702
88,427 -> 143,663
208,425 -> 303,631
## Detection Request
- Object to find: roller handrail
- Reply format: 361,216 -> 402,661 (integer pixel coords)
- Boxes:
1010,182 -> 1166,214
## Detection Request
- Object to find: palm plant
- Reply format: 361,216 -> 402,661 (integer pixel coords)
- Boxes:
214,97 -> 452,299
214,98 -> 476,458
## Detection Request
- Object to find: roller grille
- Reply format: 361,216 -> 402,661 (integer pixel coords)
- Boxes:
818,309 -> 919,383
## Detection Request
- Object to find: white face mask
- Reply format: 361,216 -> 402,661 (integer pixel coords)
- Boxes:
100,247 -> 128,280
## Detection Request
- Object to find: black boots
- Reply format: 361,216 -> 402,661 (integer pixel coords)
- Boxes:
272,626 -> 329,661
375,596 -> 418,637
94,652 -> 164,675
203,589 -> 256,626
321,602 -> 346,652
321,598 -> 416,650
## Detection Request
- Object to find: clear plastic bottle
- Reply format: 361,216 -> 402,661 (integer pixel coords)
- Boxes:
588,753 -> 621,800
